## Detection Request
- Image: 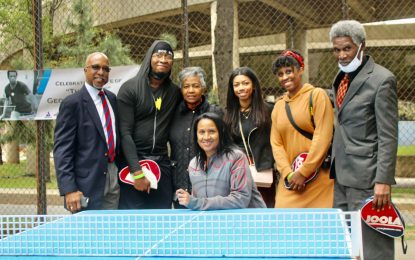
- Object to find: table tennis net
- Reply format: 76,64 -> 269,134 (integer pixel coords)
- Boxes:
0,210 -> 362,258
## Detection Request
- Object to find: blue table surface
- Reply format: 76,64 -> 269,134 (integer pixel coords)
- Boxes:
0,208 -> 354,259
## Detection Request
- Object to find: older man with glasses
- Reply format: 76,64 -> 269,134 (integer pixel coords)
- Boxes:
54,52 -> 120,213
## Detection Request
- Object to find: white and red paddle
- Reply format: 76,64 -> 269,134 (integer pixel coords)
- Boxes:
361,196 -> 407,254
284,152 -> 319,190
361,196 -> 405,238
118,159 -> 161,189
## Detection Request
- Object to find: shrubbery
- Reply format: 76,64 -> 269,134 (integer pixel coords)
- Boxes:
399,101 -> 415,121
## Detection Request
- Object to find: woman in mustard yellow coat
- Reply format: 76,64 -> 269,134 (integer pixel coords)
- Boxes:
270,50 -> 334,208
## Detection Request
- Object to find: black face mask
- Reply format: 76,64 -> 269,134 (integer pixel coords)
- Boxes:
149,70 -> 170,80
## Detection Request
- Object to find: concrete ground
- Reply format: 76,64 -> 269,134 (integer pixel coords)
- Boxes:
0,204 -> 68,215
396,239 -> 414,260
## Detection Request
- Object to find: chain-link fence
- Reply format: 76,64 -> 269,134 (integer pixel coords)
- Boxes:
1,0 -> 414,229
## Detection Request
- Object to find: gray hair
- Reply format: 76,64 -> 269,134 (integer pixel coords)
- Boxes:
85,52 -> 109,66
178,66 -> 207,89
329,20 -> 366,46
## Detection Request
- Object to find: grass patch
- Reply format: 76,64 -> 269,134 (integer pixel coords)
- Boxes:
0,161 -> 27,177
0,161 -> 58,189
1,216 -> 47,238
0,176 -> 58,189
393,188 -> 415,197
405,224 -> 415,240
398,145 -> 415,156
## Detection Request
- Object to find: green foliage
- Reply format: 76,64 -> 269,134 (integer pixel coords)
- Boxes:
159,33 -> 178,50
0,121 -> 31,145
0,121 -> 54,151
0,161 -> 58,189
99,33 -> 134,66
207,87 -> 220,106
9,56 -> 33,70
0,0 -> 57,67
0,0 -> 133,158
0,0 -> 33,57
54,0 -> 101,67
52,0 -> 133,68
398,100 -> 415,121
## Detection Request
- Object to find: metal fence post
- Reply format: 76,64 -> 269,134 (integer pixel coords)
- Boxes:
32,0 -> 47,215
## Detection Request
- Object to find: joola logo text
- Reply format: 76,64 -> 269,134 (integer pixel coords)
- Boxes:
365,215 -> 402,226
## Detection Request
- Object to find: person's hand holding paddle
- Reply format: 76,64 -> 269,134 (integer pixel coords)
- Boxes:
119,159 -> 161,191
287,171 -> 306,191
372,183 -> 391,211
132,170 -> 150,194
284,153 -> 318,190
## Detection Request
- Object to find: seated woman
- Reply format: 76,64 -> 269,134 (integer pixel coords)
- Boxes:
176,112 -> 266,210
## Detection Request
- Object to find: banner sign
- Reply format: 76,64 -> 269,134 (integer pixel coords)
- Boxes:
0,65 -> 139,120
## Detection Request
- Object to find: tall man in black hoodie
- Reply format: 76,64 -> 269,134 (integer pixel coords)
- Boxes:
117,40 -> 181,209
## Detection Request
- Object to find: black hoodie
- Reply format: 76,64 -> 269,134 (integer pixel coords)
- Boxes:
117,40 -> 181,173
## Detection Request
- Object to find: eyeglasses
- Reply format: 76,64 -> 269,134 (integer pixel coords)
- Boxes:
86,64 -> 111,73
152,53 -> 173,61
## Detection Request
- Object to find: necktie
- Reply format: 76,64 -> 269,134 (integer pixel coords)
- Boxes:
98,91 -> 115,163
336,74 -> 349,108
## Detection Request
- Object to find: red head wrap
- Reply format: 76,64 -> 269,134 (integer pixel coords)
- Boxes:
281,50 -> 304,69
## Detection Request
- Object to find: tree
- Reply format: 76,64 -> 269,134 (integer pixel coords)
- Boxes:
159,33 -> 178,50
0,0 -> 133,181
0,0 -> 63,170
0,0 -> 62,68
0,0 -> 35,66
213,0 -> 234,108
51,0 -> 133,68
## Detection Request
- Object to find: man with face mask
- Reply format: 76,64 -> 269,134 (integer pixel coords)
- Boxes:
329,20 -> 398,259
54,52 -> 120,213
117,40 -> 181,209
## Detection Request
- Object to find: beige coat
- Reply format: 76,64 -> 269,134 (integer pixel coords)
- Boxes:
271,84 -> 334,208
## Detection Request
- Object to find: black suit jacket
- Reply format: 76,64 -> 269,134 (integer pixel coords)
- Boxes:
53,86 -> 119,209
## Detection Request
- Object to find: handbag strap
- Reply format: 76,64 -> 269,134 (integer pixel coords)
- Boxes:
238,116 -> 254,165
285,90 -> 314,140
308,91 -> 315,129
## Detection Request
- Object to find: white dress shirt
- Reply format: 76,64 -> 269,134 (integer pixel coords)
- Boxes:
85,83 -> 117,149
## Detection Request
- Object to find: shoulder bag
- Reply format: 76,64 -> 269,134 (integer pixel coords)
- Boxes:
283,91 -> 332,189
239,118 -> 273,188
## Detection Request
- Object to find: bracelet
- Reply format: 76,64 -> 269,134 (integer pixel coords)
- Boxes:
287,172 -> 295,182
132,173 -> 145,180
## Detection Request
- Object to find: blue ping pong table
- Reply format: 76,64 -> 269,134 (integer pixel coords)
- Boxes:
0,208 -> 363,259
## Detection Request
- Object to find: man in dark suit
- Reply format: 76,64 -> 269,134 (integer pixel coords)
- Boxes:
329,20 -> 398,259
54,52 -> 120,213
